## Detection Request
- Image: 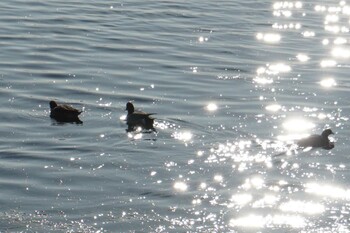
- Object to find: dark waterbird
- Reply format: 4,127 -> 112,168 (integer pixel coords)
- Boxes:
49,100 -> 83,124
297,129 -> 334,150
125,102 -> 155,131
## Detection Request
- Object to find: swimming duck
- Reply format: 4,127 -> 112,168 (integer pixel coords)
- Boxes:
297,129 -> 334,150
125,102 -> 155,130
49,100 -> 83,123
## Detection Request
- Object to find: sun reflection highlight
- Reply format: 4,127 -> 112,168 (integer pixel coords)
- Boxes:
127,131 -> 143,140
296,54 -> 310,62
242,177 -> 265,190
230,214 -> 306,228
325,14 -> 339,23
305,183 -> 350,200
269,63 -> 291,73
265,104 -> 282,112
282,119 -> 315,132
173,181 -> 188,192
324,25 -> 349,33
332,47 -> 350,58
256,33 -> 281,43
320,78 -> 336,88
206,103 -> 218,112
253,76 -> 273,84
172,131 -> 193,142
214,174 -> 223,182
198,36 -> 208,43
120,114 -> 127,121
279,200 -> 325,215
252,194 -> 279,208
279,119 -> 315,141
302,31 -> 315,37
254,63 -> 291,85
315,5 -> 327,12
320,59 -> 337,67
334,37 -> 347,45
272,23 -> 301,30
322,39 -> 329,45
230,193 -> 253,206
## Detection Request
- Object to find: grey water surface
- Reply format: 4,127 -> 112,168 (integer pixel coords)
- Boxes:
1,0 -> 350,232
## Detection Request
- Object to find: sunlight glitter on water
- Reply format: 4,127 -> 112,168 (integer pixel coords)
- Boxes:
230,193 -> 253,206
320,59 -> 337,67
252,194 -> 279,208
119,114 -> 127,121
320,78 -> 337,88
172,131 -> 193,142
253,76 -> 274,85
242,176 -> 265,190
206,103 -> 218,112
332,47 -> 350,58
305,183 -> 350,200
254,63 -> 291,84
273,1 -> 302,10
265,104 -> 282,112
213,174 -> 224,183
173,181 -> 188,192
334,37 -> 347,45
198,36 -> 208,43
279,200 -> 325,215
278,118 -> 315,141
207,140 -> 272,169
296,53 -> 310,62
230,214 -> 306,229
256,33 -> 281,43
302,31 -> 315,37
269,63 -> 291,73
272,22 -> 301,30
127,131 -> 143,140
282,118 -> 315,132
325,14 -> 339,23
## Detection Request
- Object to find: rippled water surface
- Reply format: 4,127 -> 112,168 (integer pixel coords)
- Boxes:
1,0 -> 350,232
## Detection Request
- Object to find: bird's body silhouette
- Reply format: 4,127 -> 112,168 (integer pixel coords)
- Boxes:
297,129 -> 334,150
125,102 -> 155,131
50,100 -> 83,124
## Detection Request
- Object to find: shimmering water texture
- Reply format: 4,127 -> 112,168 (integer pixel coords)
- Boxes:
1,0 -> 350,232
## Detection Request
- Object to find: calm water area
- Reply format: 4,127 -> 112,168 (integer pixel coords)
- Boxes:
1,0 -> 350,232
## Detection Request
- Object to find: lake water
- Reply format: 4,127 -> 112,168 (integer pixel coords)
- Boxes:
1,0 -> 350,232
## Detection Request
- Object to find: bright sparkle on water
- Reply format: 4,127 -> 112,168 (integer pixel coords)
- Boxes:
279,200 -> 325,215
254,63 -> 291,84
230,214 -> 306,229
268,63 -> 291,73
278,119 -> 315,141
296,54 -> 310,62
119,114 -> 127,121
302,31 -> 315,37
320,78 -> 336,88
172,131 -> 193,142
230,193 -> 253,206
256,33 -> 281,43
213,174 -> 223,182
320,59 -> 337,67
198,36 -> 208,43
305,183 -> 350,200
206,103 -> 218,112
265,104 -> 282,112
282,118 -> 315,132
173,181 -> 188,192
333,37 -> 347,45
332,47 -> 350,58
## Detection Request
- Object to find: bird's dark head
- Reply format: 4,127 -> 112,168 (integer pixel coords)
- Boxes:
126,102 -> 135,113
322,129 -> 334,137
49,100 -> 58,109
